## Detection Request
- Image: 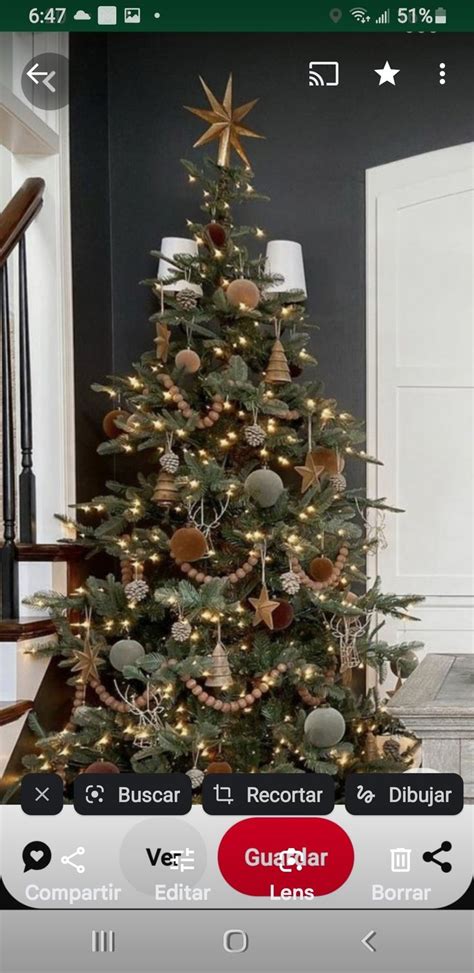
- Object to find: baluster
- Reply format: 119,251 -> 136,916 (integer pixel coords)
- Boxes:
18,236 -> 36,543
1,261 -> 19,618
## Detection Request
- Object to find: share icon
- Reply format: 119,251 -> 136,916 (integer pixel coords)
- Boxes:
422,841 -> 452,873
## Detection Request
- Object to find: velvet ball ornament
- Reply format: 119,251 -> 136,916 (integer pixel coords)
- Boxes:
309,556 -> 334,583
226,278 -> 260,311
206,761 -> 232,774
312,447 -> 345,475
175,348 -> 201,374
83,761 -> 120,774
205,221 -> 227,248
170,526 -> 208,562
390,650 -> 419,679
102,409 -> 129,439
304,707 -> 346,748
271,600 -> 294,631
109,639 -> 146,672
244,468 -> 284,508
289,361 -> 303,378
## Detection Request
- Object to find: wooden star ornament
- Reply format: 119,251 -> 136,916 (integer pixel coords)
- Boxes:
249,584 -> 280,630
184,74 -> 264,168
295,452 -> 325,494
155,322 -> 171,362
68,640 -> 105,684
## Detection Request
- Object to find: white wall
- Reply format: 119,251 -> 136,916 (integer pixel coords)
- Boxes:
366,144 -> 474,691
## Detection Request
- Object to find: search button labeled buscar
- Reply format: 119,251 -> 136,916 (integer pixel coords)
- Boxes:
74,773 -> 192,814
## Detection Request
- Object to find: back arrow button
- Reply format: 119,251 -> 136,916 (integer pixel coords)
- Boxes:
361,930 -> 376,953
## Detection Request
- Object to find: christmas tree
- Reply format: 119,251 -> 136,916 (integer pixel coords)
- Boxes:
19,76 -> 423,794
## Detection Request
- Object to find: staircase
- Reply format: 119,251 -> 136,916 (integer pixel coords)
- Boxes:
0,180 -> 85,778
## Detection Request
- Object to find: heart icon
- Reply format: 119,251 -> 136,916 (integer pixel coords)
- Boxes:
22,840 -> 52,871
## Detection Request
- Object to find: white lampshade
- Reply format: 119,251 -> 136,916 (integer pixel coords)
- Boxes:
157,237 -> 202,295
265,240 -> 307,301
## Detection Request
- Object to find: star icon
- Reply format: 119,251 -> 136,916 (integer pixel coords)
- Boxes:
184,74 -> 264,168
249,584 -> 280,630
375,61 -> 400,86
294,452 -> 325,494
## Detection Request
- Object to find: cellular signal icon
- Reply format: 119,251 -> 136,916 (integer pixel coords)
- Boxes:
350,7 -> 370,22
376,8 -> 390,23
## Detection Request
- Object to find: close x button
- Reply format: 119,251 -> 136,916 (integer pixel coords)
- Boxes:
21,773 -> 64,815
202,773 -> 334,815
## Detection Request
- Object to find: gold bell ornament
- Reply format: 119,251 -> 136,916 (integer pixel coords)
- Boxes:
205,623 -> 233,689
265,320 -> 291,384
153,469 -> 178,506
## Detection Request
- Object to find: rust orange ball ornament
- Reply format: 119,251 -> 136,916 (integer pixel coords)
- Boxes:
309,556 -> 335,584
271,600 -> 294,631
226,278 -> 260,310
312,447 -> 344,475
170,526 -> 208,562
175,348 -> 201,373
102,409 -> 129,439
83,761 -> 120,774
205,222 -> 227,248
206,761 -> 232,774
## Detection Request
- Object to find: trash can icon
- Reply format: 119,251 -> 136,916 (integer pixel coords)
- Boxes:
390,848 -> 412,873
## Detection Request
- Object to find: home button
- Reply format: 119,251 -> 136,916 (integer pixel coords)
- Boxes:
223,929 -> 249,954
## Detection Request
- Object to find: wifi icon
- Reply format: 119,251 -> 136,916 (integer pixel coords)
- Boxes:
350,6 -> 370,21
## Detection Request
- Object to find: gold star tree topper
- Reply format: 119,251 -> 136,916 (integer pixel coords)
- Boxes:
184,74 -> 264,168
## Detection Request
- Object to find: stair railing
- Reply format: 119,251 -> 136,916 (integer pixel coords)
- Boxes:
0,178 -> 45,618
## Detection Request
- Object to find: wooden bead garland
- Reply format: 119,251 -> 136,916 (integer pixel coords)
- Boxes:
158,372 -> 224,428
89,656 -> 334,716
290,546 -> 349,592
297,687 -> 324,706
65,681 -> 87,731
175,551 -> 259,585
180,663 -> 288,714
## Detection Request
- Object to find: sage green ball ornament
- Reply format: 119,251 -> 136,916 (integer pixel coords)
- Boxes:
390,650 -> 419,679
244,468 -> 284,508
109,639 -> 146,672
304,707 -> 346,748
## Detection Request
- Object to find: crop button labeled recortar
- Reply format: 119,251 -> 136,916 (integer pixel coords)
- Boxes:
202,773 -> 334,815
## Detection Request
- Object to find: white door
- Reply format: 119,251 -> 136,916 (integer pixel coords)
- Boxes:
366,144 -> 474,683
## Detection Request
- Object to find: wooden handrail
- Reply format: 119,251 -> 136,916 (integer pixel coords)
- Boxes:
0,178 -> 45,266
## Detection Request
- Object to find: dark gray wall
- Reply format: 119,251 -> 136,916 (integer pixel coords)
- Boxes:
70,32 -> 473,500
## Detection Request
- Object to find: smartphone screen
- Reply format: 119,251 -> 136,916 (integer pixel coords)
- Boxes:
0,3 -> 473,971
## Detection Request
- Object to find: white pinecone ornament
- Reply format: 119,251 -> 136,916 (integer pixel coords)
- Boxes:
124,579 -> 150,603
280,570 -> 301,595
176,288 -> 198,312
159,450 -> 179,474
187,767 -> 205,789
244,423 -> 266,447
328,472 -> 347,492
171,618 -> 192,642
